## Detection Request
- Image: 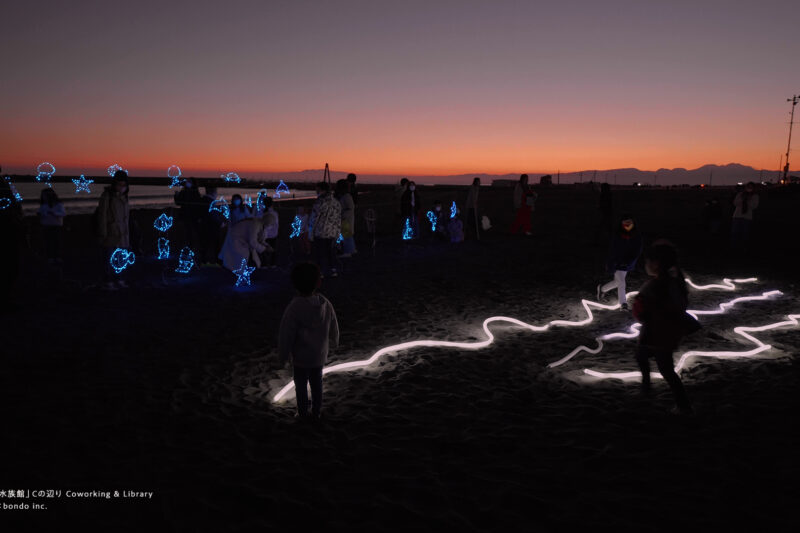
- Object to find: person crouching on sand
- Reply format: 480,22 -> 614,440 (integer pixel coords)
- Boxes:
278,262 -> 340,420
597,214 -> 643,310
633,241 -> 694,415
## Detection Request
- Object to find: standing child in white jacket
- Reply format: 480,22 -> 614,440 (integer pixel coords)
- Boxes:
278,262 -> 339,419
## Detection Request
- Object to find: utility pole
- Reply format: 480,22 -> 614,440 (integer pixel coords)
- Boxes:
784,95 -> 799,181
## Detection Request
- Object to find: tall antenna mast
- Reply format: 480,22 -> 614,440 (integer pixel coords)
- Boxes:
784,95 -> 799,182
323,163 -> 331,185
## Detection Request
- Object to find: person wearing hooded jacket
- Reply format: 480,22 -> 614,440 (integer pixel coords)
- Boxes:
597,214 -> 643,309
97,170 -> 131,288
279,262 -> 339,419
309,181 -> 342,277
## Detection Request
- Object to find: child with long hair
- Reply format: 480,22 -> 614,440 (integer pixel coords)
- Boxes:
633,241 -> 693,414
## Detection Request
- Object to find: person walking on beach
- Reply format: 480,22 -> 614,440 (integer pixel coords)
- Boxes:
38,188 -> 65,265
633,241 -> 694,415
465,177 -> 481,240
173,177 -> 203,249
279,262 -> 339,420
730,181 -> 759,251
400,181 -> 421,239
96,170 -> 131,289
510,174 -> 537,235
597,214 -> 643,309
336,179 -> 356,257
200,186 -> 225,265
259,196 -> 279,268
309,181 -> 342,277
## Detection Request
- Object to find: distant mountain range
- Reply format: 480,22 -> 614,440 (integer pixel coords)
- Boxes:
252,163 -> 780,186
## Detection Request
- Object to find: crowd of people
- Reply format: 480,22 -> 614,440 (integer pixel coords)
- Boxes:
0,168 -> 767,418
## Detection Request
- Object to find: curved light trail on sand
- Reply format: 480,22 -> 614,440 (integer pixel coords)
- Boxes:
584,312 -> 800,380
272,277 -> 759,403
548,289 -> 782,369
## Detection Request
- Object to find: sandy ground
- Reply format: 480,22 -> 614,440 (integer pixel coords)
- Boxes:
1,184 -> 799,531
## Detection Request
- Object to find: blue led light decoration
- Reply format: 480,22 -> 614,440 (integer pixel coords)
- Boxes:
450,201 -> 457,219
176,247 -> 195,274
109,248 -> 135,274
167,165 -> 183,188
337,233 -> 344,244
4,176 -> 23,202
36,162 -> 56,186
153,213 -> 174,232
72,175 -> 94,193
426,211 -> 437,232
256,189 -> 268,212
274,180 -> 290,198
290,215 -> 302,238
221,172 -> 241,183
0,198 -> 11,210
107,164 -> 125,177
402,218 -> 413,240
244,194 -> 253,208
209,196 -> 230,220
157,237 -> 170,260
232,258 -> 255,287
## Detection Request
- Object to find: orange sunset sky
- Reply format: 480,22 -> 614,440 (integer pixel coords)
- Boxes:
1,0 -> 798,179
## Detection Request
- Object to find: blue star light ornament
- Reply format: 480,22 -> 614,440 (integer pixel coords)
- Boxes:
72,175 -> 94,193
232,258 -> 255,287
153,213 -> 174,232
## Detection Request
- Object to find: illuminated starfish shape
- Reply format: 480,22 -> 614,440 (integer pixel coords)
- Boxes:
72,175 -> 94,193
233,258 -> 255,287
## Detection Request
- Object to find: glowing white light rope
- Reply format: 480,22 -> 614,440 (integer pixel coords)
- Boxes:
271,277 -> 759,403
548,289 -> 782,369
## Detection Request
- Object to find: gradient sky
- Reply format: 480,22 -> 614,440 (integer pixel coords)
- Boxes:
1,0 -> 798,178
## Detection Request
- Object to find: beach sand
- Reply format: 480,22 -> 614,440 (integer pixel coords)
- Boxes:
2,184 -> 798,531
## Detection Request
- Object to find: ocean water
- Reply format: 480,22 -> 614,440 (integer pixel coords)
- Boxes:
12,183 -> 315,216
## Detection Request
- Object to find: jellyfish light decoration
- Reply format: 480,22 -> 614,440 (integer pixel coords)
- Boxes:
232,258 -> 255,287
153,213 -> 174,232
107,164 -> 125,177
221,172 -> 241,183
36,162 -> 56,186
209,196 -> 230,220
110,248 -> 135,274
290,215 -> 302,239
175,247 -> 195,274
167,165 -> 183,188
157,237 -> 170,260
72,175 -> 94,194
426,211 -> 437,232
274,180 -> 290,198
450,201 -> 457,219
402,218 -> 413,240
